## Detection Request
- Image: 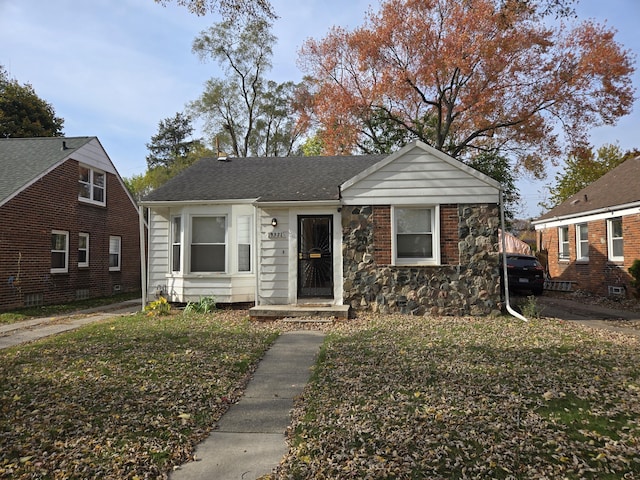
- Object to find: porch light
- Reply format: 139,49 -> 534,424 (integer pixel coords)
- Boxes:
271,218 -> 278,227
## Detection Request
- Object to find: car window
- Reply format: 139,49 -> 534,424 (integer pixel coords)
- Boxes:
508,257 -> 540,268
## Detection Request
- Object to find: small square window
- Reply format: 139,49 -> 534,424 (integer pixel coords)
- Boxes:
393,207 -> 439,265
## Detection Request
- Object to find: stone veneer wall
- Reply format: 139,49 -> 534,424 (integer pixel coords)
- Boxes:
342,204 -> 501,316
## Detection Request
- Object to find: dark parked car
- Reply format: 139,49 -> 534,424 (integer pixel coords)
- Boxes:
500,254 -> 545,296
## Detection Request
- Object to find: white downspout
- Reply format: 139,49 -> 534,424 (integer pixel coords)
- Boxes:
138,205 -> 147,311
499,189 -> 527,322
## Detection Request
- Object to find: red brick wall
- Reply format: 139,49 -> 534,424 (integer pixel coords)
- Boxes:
538,213 -> 640,297
0,160 -> 141,311
372,206 -> 391,264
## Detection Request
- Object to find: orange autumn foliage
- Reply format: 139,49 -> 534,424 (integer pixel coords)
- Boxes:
298,0 -> 635,175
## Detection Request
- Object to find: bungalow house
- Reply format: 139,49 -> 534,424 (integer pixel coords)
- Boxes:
532,156 -> 640,297
0,136 -> 141,311
140,141 -> 503,316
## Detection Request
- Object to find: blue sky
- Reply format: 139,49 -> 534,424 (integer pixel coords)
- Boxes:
1,0 -> 638,218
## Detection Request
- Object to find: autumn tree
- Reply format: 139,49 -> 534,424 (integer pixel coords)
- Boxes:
297,0 -> 635,176
189,19 -> 306,157
542,144 -> 639,209
0,66 -> 64,137
154,0 -> 275,19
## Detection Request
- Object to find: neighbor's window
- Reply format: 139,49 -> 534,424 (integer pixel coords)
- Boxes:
171,216 -> 182,272
393,206 -> 438,265
237,215 -> 252,272
51,230 -> 69,273
607,217 -> 624,262
109,236 -> 121,271
78,232 -> 89,267
558,225 -> 570,260
575,224 -> 588,261
191,216 -> 226,272
79,165 -> 105,205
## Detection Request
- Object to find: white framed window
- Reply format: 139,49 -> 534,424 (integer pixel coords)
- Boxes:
575,224 -> 588,261
607,217 -> 624,262
558,225 -> 570,261
237,215 -> 252,272
109,236 -> 121,271
171,216 -> 182,272
190,216 -> 226,272
51,230 -> 69,273
78,233 -> 89,267
79,165 -> 106,205
392,206 -> 439,265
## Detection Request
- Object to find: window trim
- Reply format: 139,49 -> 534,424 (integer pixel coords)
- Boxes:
558,225 -> 570,261
51,230 -> 69,274
237,215 -> 252,273
607,217 -> 624,262
575,223 -> 588,262
109,235 -> 121,271
78,232 -> 90,268
171,216 -> 182,273
79,164 -> 106,206
189,215 -> 228,273
391,205 -> 440,266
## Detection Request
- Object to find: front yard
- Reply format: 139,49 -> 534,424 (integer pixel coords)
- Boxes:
1,310 -> 639,479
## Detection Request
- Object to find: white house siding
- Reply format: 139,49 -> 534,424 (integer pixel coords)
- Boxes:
257,208 -> 290,305
146,203 -> 256,304
341,144 -> 500,205
256,206 -> 343,306
74,139 -> 118,175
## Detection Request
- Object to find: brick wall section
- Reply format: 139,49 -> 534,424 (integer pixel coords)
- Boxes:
440,204 -> 459,264
0,159 -> 141,311
538,213 -> 640,297
372,206 -> 391,264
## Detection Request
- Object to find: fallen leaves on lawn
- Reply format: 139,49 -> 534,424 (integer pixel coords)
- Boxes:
0,310 -> 277,479
274,315 -> 640,479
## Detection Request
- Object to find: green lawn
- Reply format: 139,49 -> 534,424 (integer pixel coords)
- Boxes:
276,315 -> 640,479
0,310 -> 278,479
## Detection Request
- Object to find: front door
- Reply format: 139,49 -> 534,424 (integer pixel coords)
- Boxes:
297,215 -> 333,298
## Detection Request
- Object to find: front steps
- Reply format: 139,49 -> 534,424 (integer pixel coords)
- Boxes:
249,304 -> 350,322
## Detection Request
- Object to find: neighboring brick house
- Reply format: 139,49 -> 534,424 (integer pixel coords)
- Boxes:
532,156 -> 640,297
140,141 -> 502,316
0,136 -> 141,311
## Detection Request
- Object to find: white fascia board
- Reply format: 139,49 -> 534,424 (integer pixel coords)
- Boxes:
140,198 -> 259,208
533,202 -> 640,230
253,200 -> 340,208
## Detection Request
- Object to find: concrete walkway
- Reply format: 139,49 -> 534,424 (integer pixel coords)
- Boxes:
170,331 -> 325,480
0,299 -> 142,349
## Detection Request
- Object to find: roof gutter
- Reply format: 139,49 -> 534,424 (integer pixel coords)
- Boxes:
500,188 -> 527,322
532,200 -> 640,228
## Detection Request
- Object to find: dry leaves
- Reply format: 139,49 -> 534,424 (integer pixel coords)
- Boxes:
0,310 -> 277,479
274,315 -> 640,479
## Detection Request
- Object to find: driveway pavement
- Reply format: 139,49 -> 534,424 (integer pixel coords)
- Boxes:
0,299 -> 143,349
536,294 -> 640,337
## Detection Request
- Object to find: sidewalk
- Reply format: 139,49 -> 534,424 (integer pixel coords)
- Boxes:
0,299 -> 142,349
170,331 -> 325,480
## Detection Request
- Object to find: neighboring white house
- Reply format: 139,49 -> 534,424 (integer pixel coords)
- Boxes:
140,141 -> 502,316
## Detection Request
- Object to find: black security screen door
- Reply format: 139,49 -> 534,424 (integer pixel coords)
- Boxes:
297,215 -> 333,298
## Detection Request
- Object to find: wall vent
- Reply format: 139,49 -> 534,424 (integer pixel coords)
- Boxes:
113,284 -> 121,292
608,285 -> 625,296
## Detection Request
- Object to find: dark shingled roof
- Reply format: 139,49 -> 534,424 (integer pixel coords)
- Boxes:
536,156 -> 640,222
0,136 -> 94,204
142,154 -> 388,203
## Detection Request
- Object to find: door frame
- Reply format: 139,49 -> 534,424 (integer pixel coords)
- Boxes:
297,214 -> 334,299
